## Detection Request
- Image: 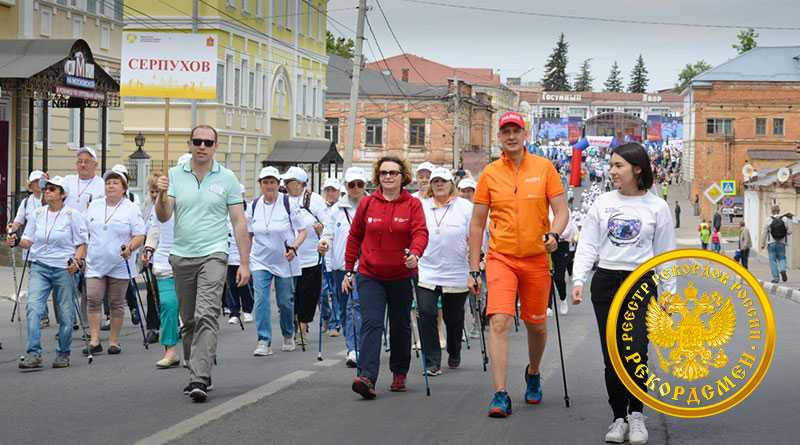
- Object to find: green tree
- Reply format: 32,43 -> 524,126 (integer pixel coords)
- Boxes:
542,33 -> 571,91
326,31 -> 355,59
628,54 -> 649,93
604,61 -> 623,92
733,28 -> 759,54
674,60 -> 713,92
573,58 -> 594,92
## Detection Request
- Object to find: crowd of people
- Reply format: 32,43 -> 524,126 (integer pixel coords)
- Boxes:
5,113 -> 689,445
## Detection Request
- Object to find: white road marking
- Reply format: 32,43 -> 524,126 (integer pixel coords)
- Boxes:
313,359 -> 342,367
134,370 -> 315,445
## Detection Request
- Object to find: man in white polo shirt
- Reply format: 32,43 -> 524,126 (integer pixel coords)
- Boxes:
64,146 -> 105,214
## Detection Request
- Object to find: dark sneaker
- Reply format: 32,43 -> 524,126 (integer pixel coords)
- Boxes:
183,378 -> 213,395
389,373 -> 407,392
781,271 -> 788,282
424,367 -> 442,376
448,355 -> 461,369
82,343 -> 103,356
18,354 -> 43,370
40,318 -> 50,329
352,376 -> 376,399
188,382 -> 208,403
131,308 -> 141,326
145,330 -> 159,345
524,365 -> 543,404
488,391 -> 512,418
52,353 -> 70,369
107,345 -> 122,355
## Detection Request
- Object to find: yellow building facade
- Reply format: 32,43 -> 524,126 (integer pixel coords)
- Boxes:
123,0 -> 328,195
0,0 -> 123,190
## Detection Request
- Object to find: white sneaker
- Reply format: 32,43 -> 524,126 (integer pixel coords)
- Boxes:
345,350 -> 357,367
547,307 -> 553,317
627,412 -> 648,445
281,337 -> 296,352
242,312 -> 254,323
559,300 -> 569,315
223,308 -> 230,315
228,316 -> 240,325
253,340 -> 273,356
604,418 -> 628,443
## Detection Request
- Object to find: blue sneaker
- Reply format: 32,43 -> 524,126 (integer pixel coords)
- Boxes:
488,391 -> 512,418
524,365 -> 542,404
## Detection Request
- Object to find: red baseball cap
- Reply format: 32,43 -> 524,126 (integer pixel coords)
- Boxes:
498,111 -> 526,130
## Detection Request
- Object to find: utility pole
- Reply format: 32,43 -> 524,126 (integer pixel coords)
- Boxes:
452,75 -> 460,170
343,0 -> 367,170
190,0 -> 199,127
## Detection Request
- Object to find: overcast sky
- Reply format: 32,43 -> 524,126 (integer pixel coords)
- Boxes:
327,0 -> 800,91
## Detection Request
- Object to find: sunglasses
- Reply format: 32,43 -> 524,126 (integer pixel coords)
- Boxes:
379,170 -> 401,178
347,181 -> 365,189
45,185 -> 61,192
191,138 -> 215,148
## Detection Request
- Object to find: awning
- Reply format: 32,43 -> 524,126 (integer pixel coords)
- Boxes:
267,139 -> 343,164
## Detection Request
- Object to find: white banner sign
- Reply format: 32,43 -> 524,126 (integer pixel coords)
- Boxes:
121,32 -> 217,99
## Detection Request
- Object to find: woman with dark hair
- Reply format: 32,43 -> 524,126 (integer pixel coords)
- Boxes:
571,143 -> 675,445
343,155 -> 428,399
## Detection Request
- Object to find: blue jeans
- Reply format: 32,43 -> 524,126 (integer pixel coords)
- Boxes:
325,268 -> 346,330
333,270 -> 361,353
26,262 -> 76,356
768,242 -> 787,282
252,270 -> 295,344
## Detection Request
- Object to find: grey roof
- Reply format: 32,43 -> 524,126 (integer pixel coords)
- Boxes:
0,39 -> 77,79
327,54 -> 447,99
693,46 -> 800,84
747,161 -> 800,187
267,139 -> 342,164
747,148 -> 800,161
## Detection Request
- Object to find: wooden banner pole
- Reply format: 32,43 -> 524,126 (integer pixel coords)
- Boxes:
163,97 -> 170,169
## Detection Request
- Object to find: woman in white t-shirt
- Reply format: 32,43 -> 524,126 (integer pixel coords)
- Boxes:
84,170 -> 146,356
249,166 -> 310,357
416,167 -> 473,375
7,176 -> 88,370
571,143 -> 676,445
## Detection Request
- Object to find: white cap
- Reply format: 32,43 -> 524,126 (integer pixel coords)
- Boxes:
415,161 -> 435,174
177,153 -> 193,165
323,178 -> 342,190
111,164 -> 129,178
258,166 -> 281,181
239,183 -> 246,194
344,166 -> 368,184
45,176 -> 68,195
28,170 -> 45,184
430,167 -> 453,182
76,146 -> 97,160
103,168 -> 128,186
457,177 -> 477,190
281,166 -> 308,184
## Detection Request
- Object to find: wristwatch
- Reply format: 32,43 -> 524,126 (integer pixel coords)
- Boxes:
547,232 -> 561,242
345,271 -> 354,280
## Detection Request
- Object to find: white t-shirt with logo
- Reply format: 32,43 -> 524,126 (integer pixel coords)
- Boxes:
418,197 -> 473,288
85,198 -> 146,279
22,206 -> 88,269
248,193 -> 312,278
288,192 -> 327,269
64,175 -> 105,214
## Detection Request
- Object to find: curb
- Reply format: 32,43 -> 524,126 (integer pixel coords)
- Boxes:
757,280 -> 800,305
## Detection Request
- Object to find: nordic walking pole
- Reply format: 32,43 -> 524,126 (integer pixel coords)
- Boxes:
67,258 -> 92,364
383,308 -> 390,352
469,277 -> 488,372
121,246 -> 149,350
317,287 -> 324,361
545,234 -> 570,408
9,236 -> 31,323
463,326 -> 470,350
349,290 -> 360,375
405,249 -> 430,397
514,294 -> 520,332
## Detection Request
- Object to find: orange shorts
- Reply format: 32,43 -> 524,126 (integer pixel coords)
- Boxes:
485,250 -> 551,325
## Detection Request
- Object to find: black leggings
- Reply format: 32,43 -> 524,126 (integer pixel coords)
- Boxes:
415,286 -> 468,368
295,264 -> 322,323
591,268 -> 653,420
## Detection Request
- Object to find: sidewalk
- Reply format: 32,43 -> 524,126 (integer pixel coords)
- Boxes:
669,182 -> 800,305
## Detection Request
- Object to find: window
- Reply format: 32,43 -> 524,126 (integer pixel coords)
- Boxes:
410,119 -> 425,146
296,74 -> 302,113
114,0 -> 123,21
234,66 -> 241,107
216,62 -> 225,103
56,0 -> 67,5
706,118 -> 733,136
274,0 -> 282,26
755,118 -> 766,136
256,0 -> 264,17
72,18 -> 82,38
255,63 -> 263,108
312,85 -> 317,118
541,107 -> 560,119
596,107 -> 614,115
41,10 -> 52,37
286,0 -> 294,30
242,0 -> 249,13
773,118 -> 784,136
248,71 -> 255,108
316,80 -> 323,117
241,60 -> 248,108
262,73 -> 269,112
651,108 -> 670,116
302,82 -> 307,115
225,55 -> 234,104
68,109 -> 80,146
365,119 -> 383,146
317,1 -> 324,40
307,2 -> 314,37
87,0 -> 97,13
567,107 -> 587,118
34,100 -> 52,146
276,77 -> 286,116
325,118 -> 339,143
98,0 -> 105,15
401,68 -> 409,82
100,25 -> 110,50
624,108 -> 642,118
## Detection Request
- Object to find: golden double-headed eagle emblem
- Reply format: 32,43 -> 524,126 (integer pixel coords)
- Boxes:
646,281 -> 737,381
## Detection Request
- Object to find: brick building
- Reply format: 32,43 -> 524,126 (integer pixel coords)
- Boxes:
683,46 -> 800,219
325,54 -> 494,175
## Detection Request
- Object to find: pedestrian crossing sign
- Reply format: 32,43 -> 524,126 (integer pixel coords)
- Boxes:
720,180 -> 736,195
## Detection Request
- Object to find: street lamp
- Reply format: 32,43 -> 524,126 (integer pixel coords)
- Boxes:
130,131 -> 150,192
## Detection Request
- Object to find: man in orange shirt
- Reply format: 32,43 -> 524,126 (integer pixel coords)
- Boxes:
469,111 -> 569,418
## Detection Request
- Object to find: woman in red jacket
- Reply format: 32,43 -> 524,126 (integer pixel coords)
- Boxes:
343,155 -> 429,399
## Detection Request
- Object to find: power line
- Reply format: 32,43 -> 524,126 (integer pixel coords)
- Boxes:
373,0 -> 435,88
402,0 -> 800,31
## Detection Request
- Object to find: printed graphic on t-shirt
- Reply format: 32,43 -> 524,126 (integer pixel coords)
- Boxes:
606,208 -> 643,247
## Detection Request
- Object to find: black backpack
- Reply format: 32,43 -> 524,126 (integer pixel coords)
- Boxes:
769,217 -> 787,240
